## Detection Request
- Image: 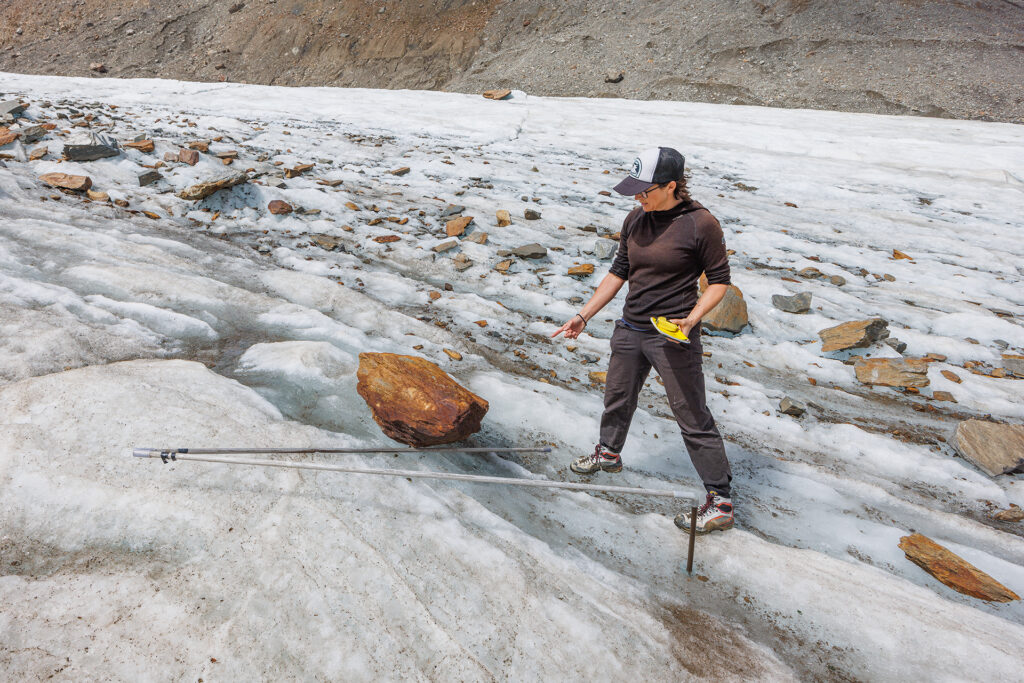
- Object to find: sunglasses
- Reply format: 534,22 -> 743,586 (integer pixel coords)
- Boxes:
639,183 -> 665,199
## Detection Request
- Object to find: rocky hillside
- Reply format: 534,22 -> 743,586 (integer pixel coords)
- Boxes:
1,0 -> 1022,122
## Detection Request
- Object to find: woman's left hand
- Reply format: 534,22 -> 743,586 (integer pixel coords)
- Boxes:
668,318 -> 695,339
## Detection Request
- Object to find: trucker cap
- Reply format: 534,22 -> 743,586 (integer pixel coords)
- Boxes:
612,147 -> 686,196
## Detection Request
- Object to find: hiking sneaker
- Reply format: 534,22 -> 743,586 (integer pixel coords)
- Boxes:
675,491 -> 734,534
570,445 -> 623,474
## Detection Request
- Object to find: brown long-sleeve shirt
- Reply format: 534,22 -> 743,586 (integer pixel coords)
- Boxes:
608,199 -> 731,330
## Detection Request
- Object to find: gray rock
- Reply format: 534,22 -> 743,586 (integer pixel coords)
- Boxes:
581,353 -> 600,364
0,100 -> 27,117
63,131 -> 120,161
772,291 -> 812,314
884,338 -> 908,354
511,243 -> 547,259
780,397 -> 806,417
267,178 -> 287,189
1003,354 -> 1024,377
12,124 -> 46,143
439,204 -> 465,218
524,209 -> 541,220
138,170 -> 161,186
594,239 -> 617,260
605,70 -> 624,83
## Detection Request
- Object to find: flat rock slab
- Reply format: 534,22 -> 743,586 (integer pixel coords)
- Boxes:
898,533 -> 1019,602
483,89 -> 512,100
1003,353 -> 1024,377
854,357 -> 930,387
511,243 -> 547,259
63,131 -> 120,161
177,172 -> 248,201
356,352 -> 488,447
953,420 -> 1024,477
819,318 -> 889,352
772,291 -> 812,314
445,216 -> 473,237
39,172 -> 92,192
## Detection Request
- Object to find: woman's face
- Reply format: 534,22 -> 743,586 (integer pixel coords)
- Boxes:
634,181 -> 678,212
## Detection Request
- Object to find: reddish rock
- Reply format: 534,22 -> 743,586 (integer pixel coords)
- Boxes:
819,318 -> 889,352
373,235 -> 401,243
854,357 -> 930,387
0,131 -> 19,147
179,148 -> 200,165
898,533 -> 1019,602
125,139 -> 155,153
268,200 -> 293,215
445,215 -> 473,237
953,420 -> 1024,477
39,172 -> 92,192
356,353 -> 488,446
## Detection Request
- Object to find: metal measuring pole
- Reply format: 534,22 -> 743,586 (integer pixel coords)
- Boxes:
133,448 -> 701,573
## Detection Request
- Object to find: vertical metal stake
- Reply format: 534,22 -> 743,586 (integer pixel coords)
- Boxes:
686,506 -> 697,575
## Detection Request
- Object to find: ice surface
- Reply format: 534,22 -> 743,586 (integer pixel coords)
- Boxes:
0,71 -> 1022,680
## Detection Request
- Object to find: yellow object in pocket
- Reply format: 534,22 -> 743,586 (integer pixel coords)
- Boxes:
651,316 -> 690,344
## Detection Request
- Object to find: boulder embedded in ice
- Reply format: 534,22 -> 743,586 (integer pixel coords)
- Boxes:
39,172 -> 92,192
496,209 -> 511,227
63,131 -> 119,161
952,420 -> 1024,477
819,318 -> 889,352
482,89 -> 512,100
177,171 -> 248,200
355,352 -> 488,446
268,199 -> 293,215
511,243 -> 546,259
594,239 -> 617,260
772,292 -> 812,314
699,274 -> 749,334
898,533 -> 1020,603
779,397 -> 806,417
854,358 -> 930,388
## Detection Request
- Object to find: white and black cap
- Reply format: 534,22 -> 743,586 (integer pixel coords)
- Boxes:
613,147 -> 685,196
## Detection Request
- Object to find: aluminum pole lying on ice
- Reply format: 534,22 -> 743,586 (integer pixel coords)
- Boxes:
132,446 -> 553,457
132,449 -> 701,573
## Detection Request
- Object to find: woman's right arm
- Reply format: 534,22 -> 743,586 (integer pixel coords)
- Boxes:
550,273 -> 626,339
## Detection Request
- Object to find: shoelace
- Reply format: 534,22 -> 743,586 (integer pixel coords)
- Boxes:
697,491 -> 716,517
589,444 -> 604,464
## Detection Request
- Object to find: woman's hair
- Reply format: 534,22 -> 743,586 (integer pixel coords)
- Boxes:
671,173 -> 692,202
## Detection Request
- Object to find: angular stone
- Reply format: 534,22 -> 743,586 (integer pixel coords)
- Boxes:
13,124 -> 46,143
432,239 -> 458,253
819,318 -> 889,352
779,397 -> 806,417
772,292 -> 812,314
854,357 -> 930,387
953,420 -> 1024,477
187,140 -> 210,152
445,215 -> 473,237
177,171 -> 248,200
568,264 -> 594,277
443,349 -> 463,361
589,371 -> 607,384
993,505 -> 1024,523
28,146 -> 47,161
285,163 -> 314,178
494,259 -> 512,273
1002,354 -> 1024,377
163,151 -> 178,162
63,131 -> 119,161
798,266 -> 823,279
137,170 -> 161,187
268,199 -> 293,215
898,533 -> 1019,602
86,189 -> 109,201
483,89 -> 512,100
310,234 -> 343,251
524,209 -> 541,220
125,139 -> 155,153
605,70 -> 624,83
0,131 -> 18,147
390,166 -> 411,176
179,148 -> 200,166
439,204 -> 465,218
0,100 -> 27,117
355,352 -> 488,446
452,252 -> 473,271
699,274 -> 748,334
464,231 -> 488,245
39,172 -> 92,192
496,209 -> 512,227
594,240 -> 617,260
884,338 -> 908,354
941,369 -> 962,383
511,243 -> 546,259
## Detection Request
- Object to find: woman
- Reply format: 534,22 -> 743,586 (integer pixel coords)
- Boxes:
551,147 -> 734,534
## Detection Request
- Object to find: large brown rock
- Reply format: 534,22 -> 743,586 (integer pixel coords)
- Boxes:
854,357 -> 930,387
177,172 -> 248,200
819,318 -> 889,352
898,533 -> 1019,602
39,172 -> 92,192
699,273 -> 748,334
953,420 -> 1024,477
356,353 -> 488,447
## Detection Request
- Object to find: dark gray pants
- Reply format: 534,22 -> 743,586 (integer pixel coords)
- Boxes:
600,322 -> 732,497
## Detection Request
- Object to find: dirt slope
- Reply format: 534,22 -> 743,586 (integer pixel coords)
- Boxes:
1,0 -> 1021,122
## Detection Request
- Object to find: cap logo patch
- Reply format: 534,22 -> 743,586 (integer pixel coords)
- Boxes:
630,157 -> 642,178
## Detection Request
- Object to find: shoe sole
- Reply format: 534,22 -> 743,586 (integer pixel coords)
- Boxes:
569,463 -> 623,475
674,516 -> 734,534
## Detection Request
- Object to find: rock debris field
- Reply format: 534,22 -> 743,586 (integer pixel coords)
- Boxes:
1,72 -> 1023,680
